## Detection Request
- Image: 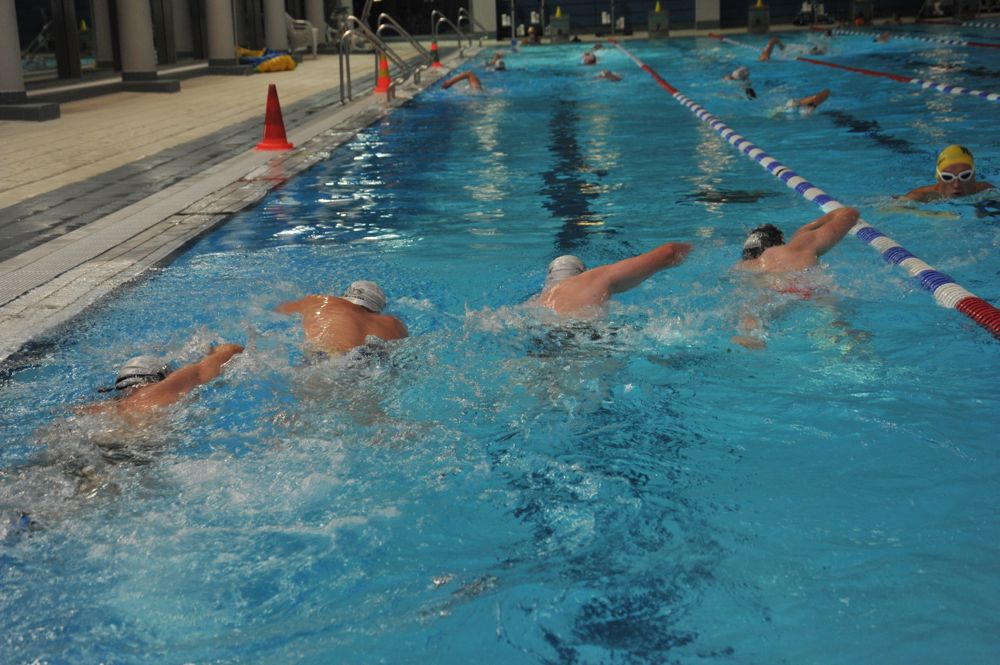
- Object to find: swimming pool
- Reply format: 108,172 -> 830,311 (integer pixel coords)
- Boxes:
2,31 -> 999,663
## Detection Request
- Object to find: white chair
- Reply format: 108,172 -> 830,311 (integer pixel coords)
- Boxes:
285,14 -> 318,59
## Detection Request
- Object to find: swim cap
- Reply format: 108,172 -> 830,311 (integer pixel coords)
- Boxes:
342,280 -> 386,313
936,145 -> 974,176
115,356 -> 171,391
546,255 -> 586,286
730,66 -> 750,80
494,59 -> 506,71
742,224 -> 785,260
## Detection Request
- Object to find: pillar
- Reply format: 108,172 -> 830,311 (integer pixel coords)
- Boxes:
263,0 -> 289,51
0,0 -> 60,120
305,0 -> 326,45
92,0 -> 115,68
0,0 -> 26,103
695,0 -> 720,30
206,0 -> 238,65
117,0 -> 158,78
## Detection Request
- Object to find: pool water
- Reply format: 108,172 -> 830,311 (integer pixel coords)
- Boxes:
2,31 -> 999,664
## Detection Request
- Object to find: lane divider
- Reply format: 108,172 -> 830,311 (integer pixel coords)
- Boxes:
611,39 -> 1000,340
811,26 -> 1000,49
963,21 -> 1000,29
708,34 -> 1000,104
796,56 -> 1000,103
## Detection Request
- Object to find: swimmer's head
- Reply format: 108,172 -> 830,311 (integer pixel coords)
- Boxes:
582,52 -> 597,65
936,144 -> 974,178
546,255 -> 586,286
730,66 -> 750,81
742,224 -> 785,260
114,356 -> 171,391
494,59 -> 506,70
745,86 -> 757,100
342,280 -> 387,313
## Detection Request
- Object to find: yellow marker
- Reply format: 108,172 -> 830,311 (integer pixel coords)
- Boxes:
555,6 -> 562,18
756,0 -> 764,7
654,1 -> 662,12
80,18 -> 88,32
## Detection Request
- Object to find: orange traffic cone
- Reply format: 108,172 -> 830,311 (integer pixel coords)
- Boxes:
374,55 -> 392,95
255,84 -> 293,151
430,40 -> 442,68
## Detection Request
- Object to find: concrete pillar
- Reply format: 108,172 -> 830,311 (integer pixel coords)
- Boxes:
695,0 -> 720,29
0,0 -> 60,120
263,0 -> 289,51
305,0 -> 326,45
117,0 -> 158,78
471,0 -> 498,33
206,0 -> 238,64
92,0 -> 115,68
173,0 -> 194,57
0,0 -> 26,103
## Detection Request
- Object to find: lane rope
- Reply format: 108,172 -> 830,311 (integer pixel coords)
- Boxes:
962,21 -> 1000,29
707,34 -> 1000,103
811,26 -> 1000,49
611,39 -> 1000,340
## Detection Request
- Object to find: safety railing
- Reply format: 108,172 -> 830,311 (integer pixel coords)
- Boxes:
431,10 -> 472,53
338,16 -> 415,104
376,12 -> 434,84
457,8 -> 490,44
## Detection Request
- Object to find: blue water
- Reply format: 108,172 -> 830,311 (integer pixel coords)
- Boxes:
2,32 -> 999,664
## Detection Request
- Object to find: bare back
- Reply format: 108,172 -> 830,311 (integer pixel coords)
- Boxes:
738,208 -> 859,274
277,295 -> 407,355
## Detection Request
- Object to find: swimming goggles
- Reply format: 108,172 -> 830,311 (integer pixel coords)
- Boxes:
937,168 -> 974,182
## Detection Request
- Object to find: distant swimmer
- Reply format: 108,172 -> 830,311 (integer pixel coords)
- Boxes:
536,242 -> 692,317
723,66 -> 757,99
441,71 -> 482,91
86,344 -> 244,415
902,145 -> 995,202
276,281 -> 407,356
874,31 -> 891,42
582,51 -> 597,65
785,88 -> 829,115
732,207 -> 860,348
522,26 -> 541,45
758,37 -> 784,61
596,69 -> 622,81
488,51 -> 507,70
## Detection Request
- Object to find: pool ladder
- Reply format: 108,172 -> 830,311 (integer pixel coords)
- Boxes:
338,14 -> 424,104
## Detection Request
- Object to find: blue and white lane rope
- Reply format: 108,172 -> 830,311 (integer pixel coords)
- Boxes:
814,26 -> 1000,49
611,40 -> 1000,339
963,21 -> 1000,29
708,34 -> 1000,103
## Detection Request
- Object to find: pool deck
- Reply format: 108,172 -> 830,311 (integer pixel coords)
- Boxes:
0,27 -> 812,366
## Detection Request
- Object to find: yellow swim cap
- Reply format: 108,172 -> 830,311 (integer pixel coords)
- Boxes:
936,144 -> 974,175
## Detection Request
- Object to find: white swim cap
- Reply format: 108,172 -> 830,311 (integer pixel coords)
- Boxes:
731,66 -> 750,80
115,356 -> 171,391
546,255 -> 586,286
342,280 -> 387,313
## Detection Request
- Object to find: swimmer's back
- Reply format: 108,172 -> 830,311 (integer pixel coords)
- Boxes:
279,295 -> 407,355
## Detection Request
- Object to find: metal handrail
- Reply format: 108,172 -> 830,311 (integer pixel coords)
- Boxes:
431,10 -> 472,49
376,13 -> 433,66
338,16 -> 414,104
457,8 -> 490,42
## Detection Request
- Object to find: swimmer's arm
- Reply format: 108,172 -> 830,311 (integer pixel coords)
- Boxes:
787,207 -> 859,256
275,297 -> 311,315
900,185 -> 939,202
799,89 -> 829,107
134,344 -> 243,406
597,242 -> 692,294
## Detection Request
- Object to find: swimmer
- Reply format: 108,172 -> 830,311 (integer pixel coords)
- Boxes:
758,37 -> 784,61
441,71 -> 482,91
874,31 -> 891,43
582,51 -> 597,65
724,66 -> 750,81
276,281 -> 407,356
902,145 -> 995,202
536,242 -> 692,317
732,208 -> 860,349
596,69 -> 622,81
84,344 -> 244,415
523,26 -> 541,45
488,51 -> 507,70
785,88 -> 829,115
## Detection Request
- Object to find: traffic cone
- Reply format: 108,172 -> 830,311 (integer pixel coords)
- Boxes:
374,55 -> 392,96
555,6 -> 562,18
654,1 -> 662,12
430,40 -> 442,68
255,84 -> 293,151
